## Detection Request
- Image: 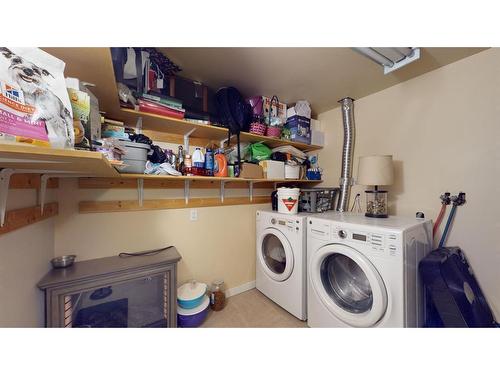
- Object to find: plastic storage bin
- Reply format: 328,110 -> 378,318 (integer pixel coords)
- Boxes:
177,295 -> 210,328
299,188 -> 339,213
118,140 -> 150,174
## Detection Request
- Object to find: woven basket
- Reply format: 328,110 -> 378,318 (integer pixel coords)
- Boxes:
266,126 -> 282,138
249,122 -> 267,136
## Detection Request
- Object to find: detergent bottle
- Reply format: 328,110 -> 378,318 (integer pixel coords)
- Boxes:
214,148 -> 228,177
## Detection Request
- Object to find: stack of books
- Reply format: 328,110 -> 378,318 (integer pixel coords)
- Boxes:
137,93 -> 185,119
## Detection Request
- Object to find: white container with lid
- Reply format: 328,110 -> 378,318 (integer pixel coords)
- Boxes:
177,280 -> 207,309
277,187 -> 300,214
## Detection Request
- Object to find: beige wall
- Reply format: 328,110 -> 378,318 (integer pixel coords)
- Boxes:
318,48 -> 500,317
0,191 -> 54,327
54,178 -> 268,290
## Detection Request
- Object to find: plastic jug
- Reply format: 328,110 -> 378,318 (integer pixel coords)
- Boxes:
214,149 -> 228,177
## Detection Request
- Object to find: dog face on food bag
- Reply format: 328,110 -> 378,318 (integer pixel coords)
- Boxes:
0,47 -> 74,148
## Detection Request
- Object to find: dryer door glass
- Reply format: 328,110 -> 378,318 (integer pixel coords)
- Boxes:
320,253 -> 373,314
262,234 -> 287,274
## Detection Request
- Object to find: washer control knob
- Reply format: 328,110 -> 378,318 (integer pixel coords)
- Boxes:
338,230 -> 347,239
271,218 -> 277,225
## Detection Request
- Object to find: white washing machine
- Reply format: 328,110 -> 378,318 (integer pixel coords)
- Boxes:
256,210 -> 308,320
307,213 -> 432,327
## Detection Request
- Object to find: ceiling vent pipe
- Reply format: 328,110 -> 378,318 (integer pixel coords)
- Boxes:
354,47 -> 421,74
336,97 -> 355,212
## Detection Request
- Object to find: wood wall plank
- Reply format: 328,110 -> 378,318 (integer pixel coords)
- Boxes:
79,196 -> 270,213
78,177 -> 276,189
0,202 -> 58,236
9,174 -> 58,189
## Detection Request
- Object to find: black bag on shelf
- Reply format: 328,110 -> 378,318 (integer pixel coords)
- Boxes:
215,87 -> 252,176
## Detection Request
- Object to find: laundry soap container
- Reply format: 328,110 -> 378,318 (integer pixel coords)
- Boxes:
118,140 -> 150,174
177,280 -> 207,309
177,295 -> 210,328
277,187 -> 300,214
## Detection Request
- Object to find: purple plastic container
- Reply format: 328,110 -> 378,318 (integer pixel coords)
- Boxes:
177,295 -> 210,328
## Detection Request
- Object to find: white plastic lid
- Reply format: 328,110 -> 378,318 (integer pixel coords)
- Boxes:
177,280 -> 207,301
177,295 -> 210,316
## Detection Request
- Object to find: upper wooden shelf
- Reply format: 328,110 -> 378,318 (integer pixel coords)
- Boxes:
0,143 -> 120,177
43,48 -> 323,153
120,108 -> 322,152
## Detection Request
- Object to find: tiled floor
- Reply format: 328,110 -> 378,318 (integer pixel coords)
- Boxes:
201,288 -> 307,328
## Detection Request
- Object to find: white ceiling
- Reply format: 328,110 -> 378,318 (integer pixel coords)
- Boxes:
160,47 -> 486,115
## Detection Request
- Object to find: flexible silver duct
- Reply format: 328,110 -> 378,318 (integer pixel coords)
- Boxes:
336,97 -> 355,212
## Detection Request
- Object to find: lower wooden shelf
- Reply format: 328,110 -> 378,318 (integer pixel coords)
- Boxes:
79,196 -> 270,213
79,174 -> 323,189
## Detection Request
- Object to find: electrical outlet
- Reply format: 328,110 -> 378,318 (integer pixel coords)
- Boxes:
190,209 -> 198,221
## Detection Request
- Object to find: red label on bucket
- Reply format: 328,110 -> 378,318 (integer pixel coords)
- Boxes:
282,197 -> 297,211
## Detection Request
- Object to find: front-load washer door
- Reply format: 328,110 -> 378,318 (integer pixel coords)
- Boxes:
310,244 -> 387,327
258,228 -> 294,282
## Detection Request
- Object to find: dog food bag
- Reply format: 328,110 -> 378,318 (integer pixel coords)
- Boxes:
0,47 -> 74,148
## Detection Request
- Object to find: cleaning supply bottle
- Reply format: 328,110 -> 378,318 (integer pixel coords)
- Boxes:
184,154 -> 193,176
214,148 -> 228,177
192,147 -> 205,176
176,145 -> 184,172
205,148 -> 214,176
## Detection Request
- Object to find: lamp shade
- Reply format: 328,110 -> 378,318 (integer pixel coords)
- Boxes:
357,155 -> 394,186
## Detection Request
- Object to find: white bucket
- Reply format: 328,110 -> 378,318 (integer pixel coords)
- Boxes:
277,187 -> 300,215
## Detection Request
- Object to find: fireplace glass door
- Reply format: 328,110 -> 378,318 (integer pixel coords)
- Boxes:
63,272 -> 169,328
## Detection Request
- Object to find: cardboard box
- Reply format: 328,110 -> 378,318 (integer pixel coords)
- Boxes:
239,162 -> 264,179
259,160 -> 285,179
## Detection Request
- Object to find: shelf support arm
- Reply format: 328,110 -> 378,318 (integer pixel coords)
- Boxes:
220,181 -> 225,203
184,180 -> 190,204
137,178 -> 144,207
184,128 -> 196,150
39,173 -> 93,214
0,169 -> 14,227
136,117 -> 143,135
249,181 -> 254,202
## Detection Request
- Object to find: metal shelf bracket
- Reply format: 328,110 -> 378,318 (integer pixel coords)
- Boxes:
184,180 -> 190,204
136,117 -> 143,135
220,181 -> 225,203
184,128 -> 196,150
0,168 -> 15,227
137,178 -> 144,207
39,173 -> 93,214
249,181 -> 254,202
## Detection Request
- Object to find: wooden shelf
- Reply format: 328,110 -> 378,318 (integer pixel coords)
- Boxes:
43,48 -> 323,152
79,173 -> 322,189
120,109 -> 321,151
0,143 -> 120,177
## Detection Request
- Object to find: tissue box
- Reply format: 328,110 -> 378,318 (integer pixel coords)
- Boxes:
259,160 -> 285,179
239,162 -> 264,179
311,130 -> 325,146
284,115 -> 311,144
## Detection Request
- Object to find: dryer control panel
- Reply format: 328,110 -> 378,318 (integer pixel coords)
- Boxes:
257,211 -> 304,234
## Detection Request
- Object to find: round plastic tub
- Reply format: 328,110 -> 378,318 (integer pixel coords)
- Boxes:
177,295 -> 210,328
177,281 -> 207,309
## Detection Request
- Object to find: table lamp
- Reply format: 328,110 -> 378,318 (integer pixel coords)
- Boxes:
357,155 -> 394,218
